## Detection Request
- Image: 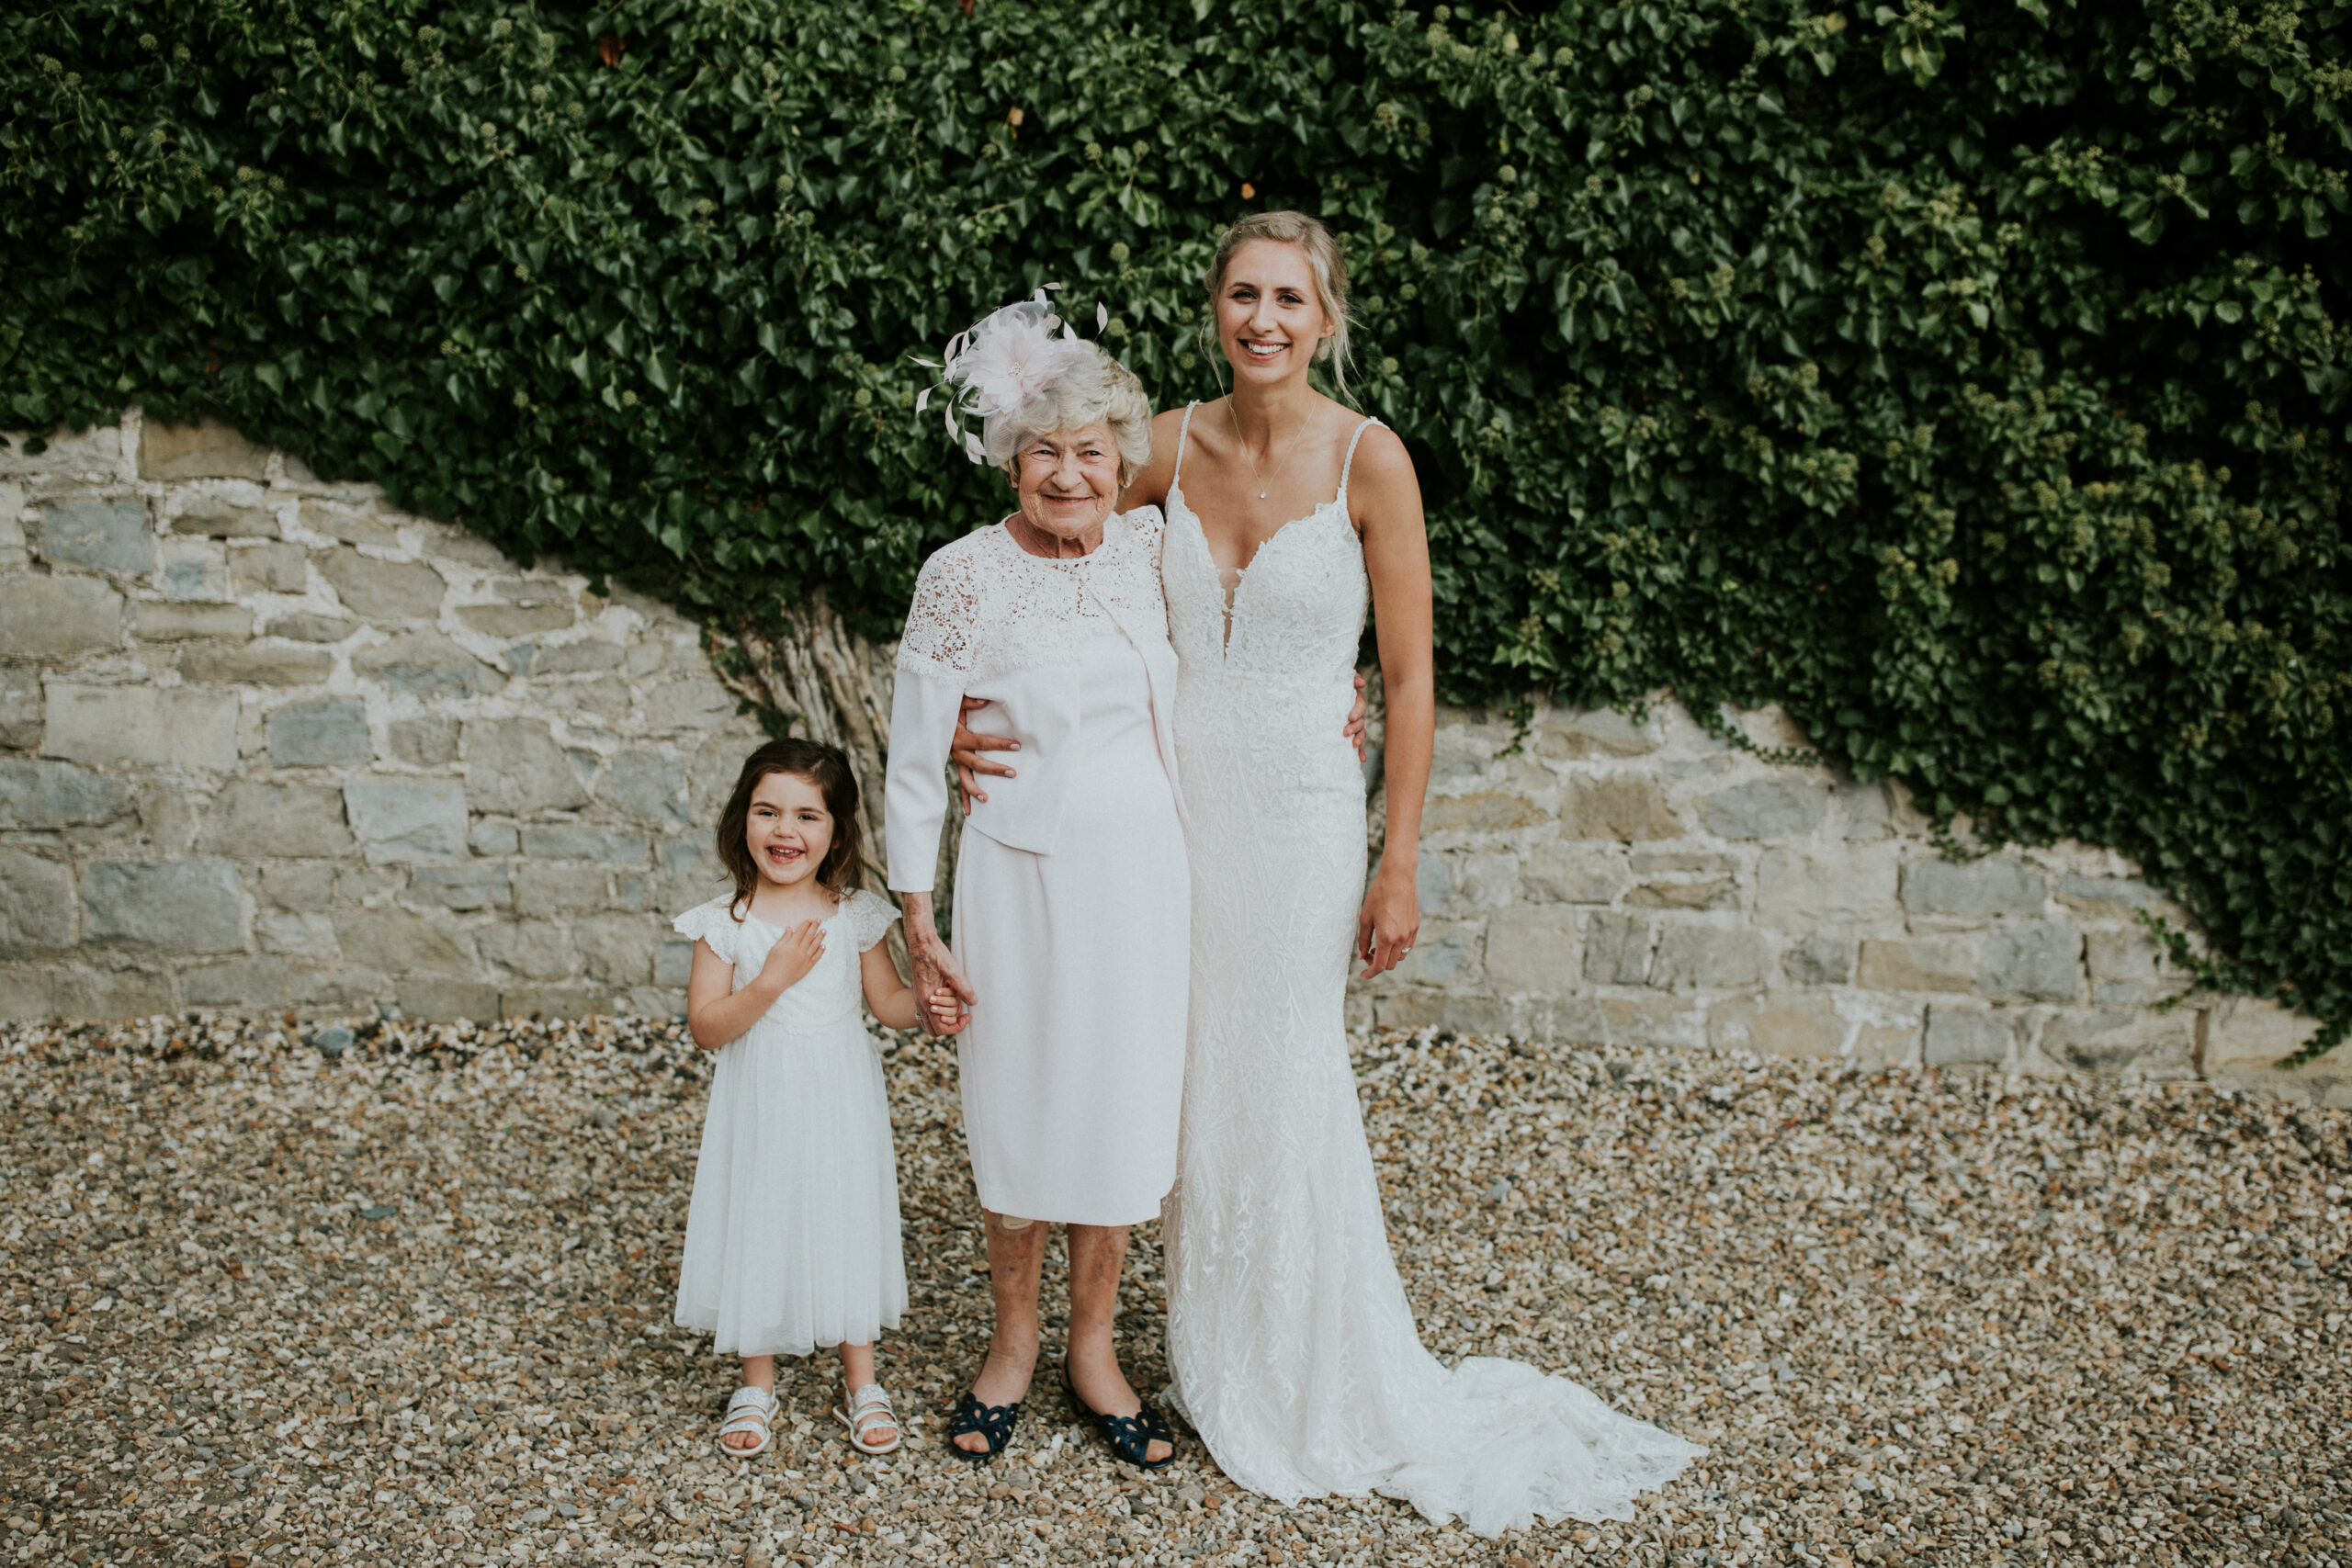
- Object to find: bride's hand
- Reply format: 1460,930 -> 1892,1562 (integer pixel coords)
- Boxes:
1340,671 -> 1371,762
1357,863 -> 1420,978
951,694 -> 1018,810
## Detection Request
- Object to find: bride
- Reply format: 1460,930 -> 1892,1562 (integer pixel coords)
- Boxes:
956,210 -> 1698,1536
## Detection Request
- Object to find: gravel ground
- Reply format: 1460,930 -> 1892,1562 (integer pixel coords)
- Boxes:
1,1016 -> 2346,1568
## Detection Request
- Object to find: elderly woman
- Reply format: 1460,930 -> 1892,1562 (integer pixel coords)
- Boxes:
884,299 -> 1185,1469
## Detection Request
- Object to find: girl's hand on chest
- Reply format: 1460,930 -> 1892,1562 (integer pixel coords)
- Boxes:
756,919 -> 828,994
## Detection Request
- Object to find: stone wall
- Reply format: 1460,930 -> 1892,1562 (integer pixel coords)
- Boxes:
1,412 -> 762,1022
3,413 -> 2342,1103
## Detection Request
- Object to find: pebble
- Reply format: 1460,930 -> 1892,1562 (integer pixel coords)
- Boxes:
0,1014 -> 2346,1568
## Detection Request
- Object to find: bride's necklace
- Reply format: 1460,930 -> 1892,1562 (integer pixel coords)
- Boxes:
1231,398 -> 1306,502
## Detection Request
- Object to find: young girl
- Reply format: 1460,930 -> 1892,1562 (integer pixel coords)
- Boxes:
672,738 -> 924,1459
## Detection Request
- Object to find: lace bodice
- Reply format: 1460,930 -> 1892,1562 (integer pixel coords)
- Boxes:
896,509 -> 1170,684
671,889 -> 898,1036
1161,410 -> 1374,679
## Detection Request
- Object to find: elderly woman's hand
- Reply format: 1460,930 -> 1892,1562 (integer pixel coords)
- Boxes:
951,694 -> 1019,810
898,891 -> 976,1035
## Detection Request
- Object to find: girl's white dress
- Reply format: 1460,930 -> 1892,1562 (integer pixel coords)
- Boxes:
671,888 -> 908,1357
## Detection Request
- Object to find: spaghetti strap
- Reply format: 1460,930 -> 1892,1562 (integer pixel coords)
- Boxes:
1336,417 -> 1385,511
1172,401 -> 1200,491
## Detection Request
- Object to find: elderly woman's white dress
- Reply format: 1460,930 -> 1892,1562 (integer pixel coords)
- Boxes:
884,508 -> 1189,1225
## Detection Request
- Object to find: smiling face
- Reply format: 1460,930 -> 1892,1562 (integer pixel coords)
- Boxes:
1012,423 -> 1122,543
743,771 -> 834,890
1214,238 -> 1333,389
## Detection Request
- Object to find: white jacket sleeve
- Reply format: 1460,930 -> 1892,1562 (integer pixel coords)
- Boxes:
884,670 -> 964,892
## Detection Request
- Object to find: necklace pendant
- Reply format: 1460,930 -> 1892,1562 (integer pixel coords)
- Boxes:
1258,490 -> 1268,500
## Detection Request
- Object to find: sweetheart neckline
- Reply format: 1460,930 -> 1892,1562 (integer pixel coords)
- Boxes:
1166,486 -> 1356,655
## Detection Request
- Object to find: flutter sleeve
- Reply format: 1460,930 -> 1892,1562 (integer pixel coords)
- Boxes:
671,897 -> 742,967
843,888 -> 901,953
885,545 -> 980,893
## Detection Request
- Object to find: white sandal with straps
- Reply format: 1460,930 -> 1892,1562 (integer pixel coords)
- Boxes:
717,1384 -> 778,1458
832,1380 -> 902,1456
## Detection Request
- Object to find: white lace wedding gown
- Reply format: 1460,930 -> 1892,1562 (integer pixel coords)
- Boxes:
1158,407 -> 1702,1537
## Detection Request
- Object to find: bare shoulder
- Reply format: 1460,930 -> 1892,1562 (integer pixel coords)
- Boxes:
1346,423 -> 1422,515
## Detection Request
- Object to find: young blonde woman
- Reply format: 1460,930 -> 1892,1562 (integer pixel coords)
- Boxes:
957,212 -> 1702,1535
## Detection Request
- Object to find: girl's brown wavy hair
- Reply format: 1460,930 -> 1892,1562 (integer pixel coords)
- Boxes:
714,739 -> 865,917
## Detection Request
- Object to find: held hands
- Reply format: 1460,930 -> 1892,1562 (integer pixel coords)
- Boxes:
949,672 -> 1373,809
907,932 -> 977,1036
756,919 -> 827,996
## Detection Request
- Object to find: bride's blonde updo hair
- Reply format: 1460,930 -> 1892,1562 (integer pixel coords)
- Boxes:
993,338 -> 1154,486
1204,209 -> 1355,400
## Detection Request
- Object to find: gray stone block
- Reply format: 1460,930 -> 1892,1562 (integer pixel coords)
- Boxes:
351,629 -> 503,698
388,715 -> 459,768
173,493 -> 280,537
1924,1007 -> 2011,1067
1423,791 -> 1546,834
138,419 -> 267,480
258,862 -> 335,911
314,547 -> 447,620
2086,928 -> 2166,1004
465,718 -> 592,813
1392,924 -> 1475,986
178,955 -> 318,1008
332,907 -> 475,973
177,642 -> 335,687
0,670 -> 39,750
1699,777 -> 1830,840
458,593 -> 575,638
1536,706 -> 1657,760
636,672 -> 738,731
42,684 -> 238,771
1562,775 -> 1681,841
406,862 -> 513,910
134,782 -> 202,853
300,501 -> 400,547
2040,1010 -> 2193,1075
1836,779 -> 1892,840
574,914 -> 659,986
0,758 -> 133,828
1485,907 -> 1576,991
1781,931 -> 1853,986
519,823 -> 650,865
231,541 -> 309,593
1900,856 -> 2045,919
344,779 -> 468,860
1754,844 -> 1900,930
198,780 -> 353,858
157,536 -> 228,600
37,498 -> 153,574
1708,992 -> 1844,1058
268,699 -> 373,767
528,639 -> 626,674
0,964 -> 172,1020
0,573 -> 122,658
255,908 -> 338,958
1626,876 -> 1736,909
130,601 -> 254,642
266,613 -> 356,644
480,920 -> 580,980
469,818 -> 521,857
514,863 -> 608,911
2055,874 -> 2158,913
399,976 -> 501,1022
1857,936 -> 1978,993
0,849 -> 74,955
1649,924 -> 1769,990
80,858 -> 249,951
654,939 -> 695,987
1580,912 -> 1654,985
1,423 -> 122,478
597,747 -> 688,824
609,871 -> 652,911
1978,919 -> 2083,1002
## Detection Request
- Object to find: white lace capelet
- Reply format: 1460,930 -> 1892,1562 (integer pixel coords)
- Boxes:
883,508 -> 1185,890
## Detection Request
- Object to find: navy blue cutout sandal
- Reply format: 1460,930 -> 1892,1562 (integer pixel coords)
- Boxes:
947,1391 -> 1021,1464
1062,1365 -> 1177,1472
